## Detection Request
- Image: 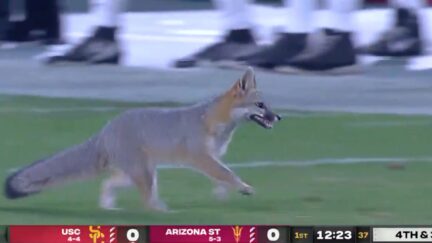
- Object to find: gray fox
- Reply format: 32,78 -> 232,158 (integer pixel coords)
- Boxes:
4,67 -> 281,212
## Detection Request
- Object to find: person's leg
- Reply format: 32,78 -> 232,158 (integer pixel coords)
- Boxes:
239,0 -> 314,69
213,0 -> 254,31
284,0 -> 315,33
41,0 -> 62,44
25,0 -> 40,32
3,0 -> 33,42
173,0 -> 258,68
92,0 -> 126,33
276,0 -> 359,73
391,0 -> 424,32
357,0 -> 425,56
78,0 -> 126,44
46,0 -> 127,64
0,0 -> 9,41
326,0 -> 359,32
390,0 -> 424,11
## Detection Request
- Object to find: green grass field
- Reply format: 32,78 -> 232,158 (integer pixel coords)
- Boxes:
1,95 -> 432,225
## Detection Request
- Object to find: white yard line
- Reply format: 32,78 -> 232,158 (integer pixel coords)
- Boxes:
157,156 -> 432,169
7,157 -> 432,173
227,157 -> 432,168
0,107 -> 123,113
345,120 -> 432,127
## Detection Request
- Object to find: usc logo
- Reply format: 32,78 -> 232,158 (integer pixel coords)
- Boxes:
89,226 -> 105,243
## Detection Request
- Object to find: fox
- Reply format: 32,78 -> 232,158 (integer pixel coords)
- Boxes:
4,67 -> 281,212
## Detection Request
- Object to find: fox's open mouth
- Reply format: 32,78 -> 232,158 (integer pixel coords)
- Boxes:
249,114 -> 274,129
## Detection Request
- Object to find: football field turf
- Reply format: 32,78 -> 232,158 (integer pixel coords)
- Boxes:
1,95 -> 432,225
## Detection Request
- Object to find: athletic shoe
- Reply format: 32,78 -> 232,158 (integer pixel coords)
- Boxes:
46,26 -> 121,64
357,8 -> 423,57
237,32 -> 307,69
276,29 -> 358,73
173,29 -> 258,68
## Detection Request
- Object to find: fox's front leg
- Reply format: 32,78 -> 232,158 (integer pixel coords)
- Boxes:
212,183 -> 230,201
194,154 -> 254,196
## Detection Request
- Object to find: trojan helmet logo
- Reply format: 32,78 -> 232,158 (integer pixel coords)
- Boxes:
232,226 -> 243,243
89,226 -> 105,243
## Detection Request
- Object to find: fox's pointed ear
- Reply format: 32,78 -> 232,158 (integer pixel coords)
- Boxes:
236,67 -> 256,92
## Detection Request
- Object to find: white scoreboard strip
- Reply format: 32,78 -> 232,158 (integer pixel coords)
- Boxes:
374,228 -> 432,242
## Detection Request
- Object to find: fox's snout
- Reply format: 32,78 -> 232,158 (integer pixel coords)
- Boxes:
264,110 -> 281,122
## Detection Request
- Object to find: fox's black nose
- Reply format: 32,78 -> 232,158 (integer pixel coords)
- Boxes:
264,111 -> 281,122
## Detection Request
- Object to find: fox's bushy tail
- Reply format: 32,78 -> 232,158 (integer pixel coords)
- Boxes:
4,136 -> 105,199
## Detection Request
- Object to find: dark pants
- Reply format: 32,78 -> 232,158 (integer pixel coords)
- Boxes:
25,0 -> 61,40
0,0 -> 8,40
2,0 -> 61,42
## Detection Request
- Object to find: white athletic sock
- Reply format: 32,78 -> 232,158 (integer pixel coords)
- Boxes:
283,0 -> 315,33
91,0 -> 127,27
326,0 -> 359,32
212,0 -> 254,30
390,0 -> 425,11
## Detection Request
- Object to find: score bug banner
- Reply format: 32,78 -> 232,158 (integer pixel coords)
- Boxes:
3,225 -> 387,243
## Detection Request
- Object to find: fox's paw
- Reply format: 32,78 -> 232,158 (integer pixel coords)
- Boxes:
102,206 -> 123,211
213,185 -> 230,201
99,195 -> 121,210
147,199 -> 169,213
239,184 -> 255,196
100,200 -> 123,211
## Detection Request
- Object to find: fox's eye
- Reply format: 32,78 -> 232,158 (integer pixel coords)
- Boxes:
255,102 -> 265,108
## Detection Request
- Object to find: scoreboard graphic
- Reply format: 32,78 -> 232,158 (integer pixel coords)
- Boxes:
4,225 -> 432,243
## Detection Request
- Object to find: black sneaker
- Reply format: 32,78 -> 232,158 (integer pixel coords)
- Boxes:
237,32 -> 307,69
41,38 -> 65,46
46,26 -> 121,64
276,29 -> 358,73
357,8 -> 423,57
173,29 -> 258,68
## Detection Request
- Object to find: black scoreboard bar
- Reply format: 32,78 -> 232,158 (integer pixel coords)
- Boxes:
258,226 -> 432,243
257,226 -> 371,243
258,226 -> 372,243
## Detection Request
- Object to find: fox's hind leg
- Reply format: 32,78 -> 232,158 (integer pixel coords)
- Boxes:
193,155 -> 254,196
111,149 -> 168,212
120,158 -> 167,212
129,167 -> 168,212
100,170 -> 132,210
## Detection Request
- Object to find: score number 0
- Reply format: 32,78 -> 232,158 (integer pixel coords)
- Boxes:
267,228 -> 280,241
127,229 -> 140,242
